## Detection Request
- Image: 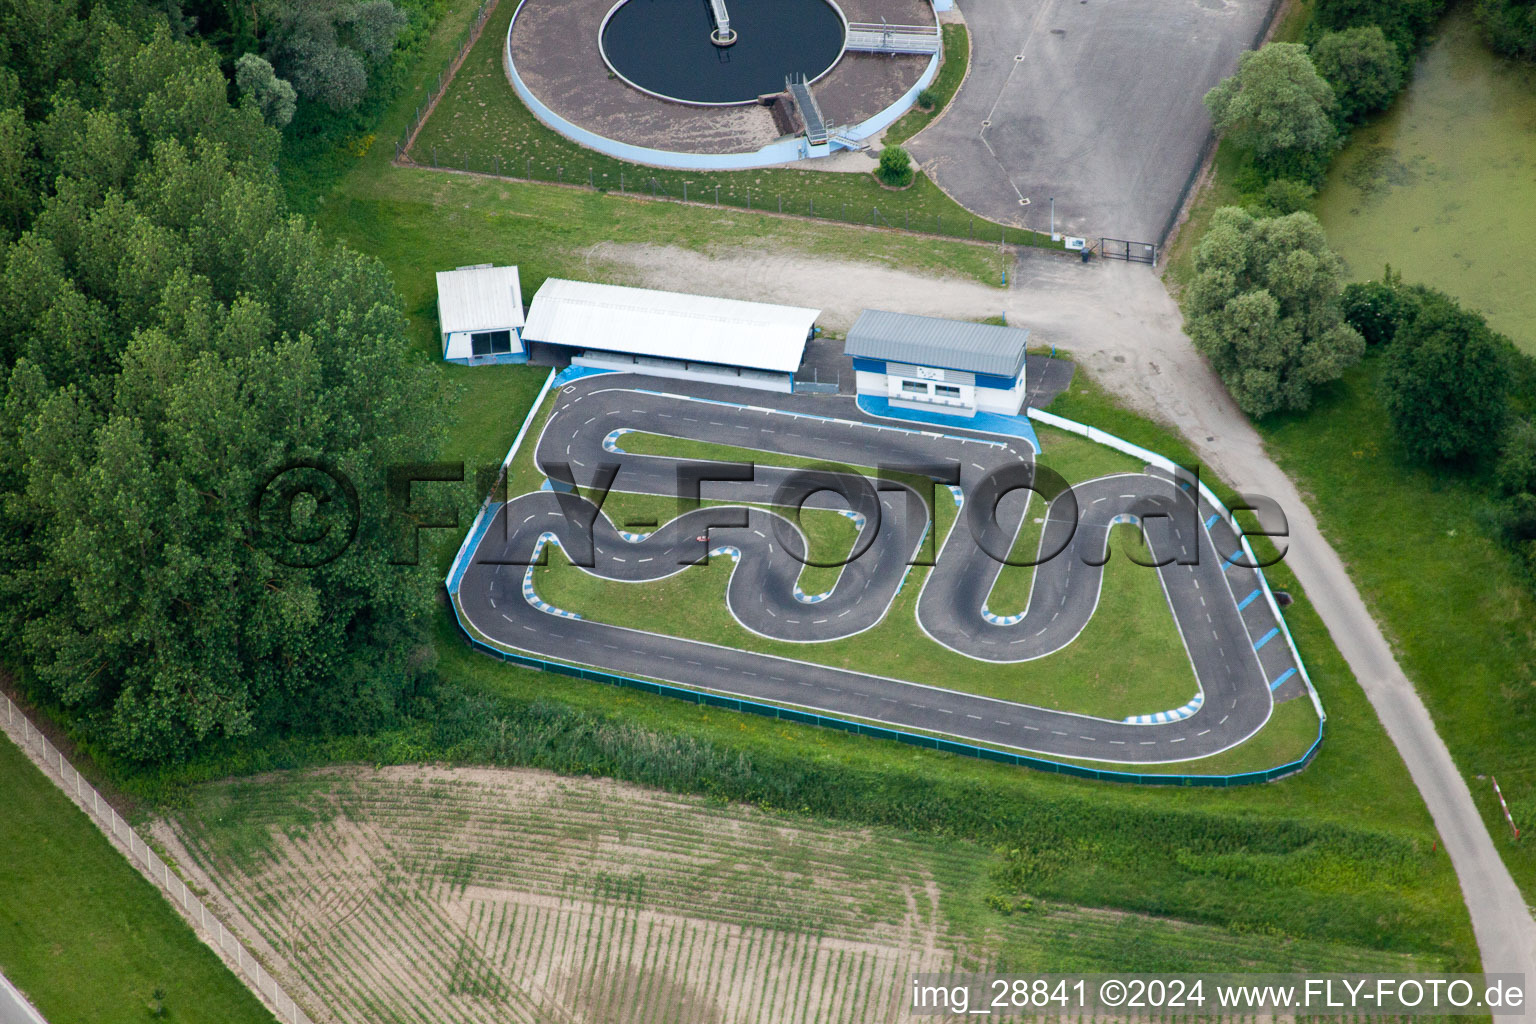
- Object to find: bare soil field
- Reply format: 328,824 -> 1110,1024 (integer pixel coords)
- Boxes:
155,765 -> 1442,1024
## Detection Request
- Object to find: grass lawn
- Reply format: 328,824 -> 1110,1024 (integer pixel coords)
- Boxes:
1262,358 -> 1536,898
1161,0 -> 1536,895
110,351 -> 1476,971
881,24 -> 970,147
0,735 -> 274,1024
587,488 -> 863,597
529,516 -> 1202,722
405,0 -> 1050,249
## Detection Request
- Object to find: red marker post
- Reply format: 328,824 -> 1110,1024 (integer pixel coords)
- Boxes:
1492,776 -> 1521,840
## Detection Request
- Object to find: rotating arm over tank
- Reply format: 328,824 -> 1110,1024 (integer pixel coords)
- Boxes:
709,0 -> 737,45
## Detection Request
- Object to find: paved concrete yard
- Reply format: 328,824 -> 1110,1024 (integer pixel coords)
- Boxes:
911,0 -> 1278,243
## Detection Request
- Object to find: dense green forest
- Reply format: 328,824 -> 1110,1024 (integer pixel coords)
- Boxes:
0,0 -> 443,765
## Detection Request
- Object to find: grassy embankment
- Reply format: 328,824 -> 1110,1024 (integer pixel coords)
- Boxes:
881,24 -> 970,146
0,735 -> 275,1024
1163,0 -> 1536,896
405,0 -> 1051,248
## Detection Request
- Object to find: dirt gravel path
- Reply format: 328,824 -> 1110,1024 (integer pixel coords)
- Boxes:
590,239 -> 1536,980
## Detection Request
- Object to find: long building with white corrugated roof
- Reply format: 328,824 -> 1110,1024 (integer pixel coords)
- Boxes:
520,277 -> 820,393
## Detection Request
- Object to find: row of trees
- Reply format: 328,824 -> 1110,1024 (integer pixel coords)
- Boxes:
0,2 -> 442,764
1474,0 -> 1536,61
1184,0 -> 1461,417
1203,0 -> 1449,206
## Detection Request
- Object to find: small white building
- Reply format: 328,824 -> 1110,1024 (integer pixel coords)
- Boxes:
435,264 -> 526,365
844,310 -> 1030,418
522,278 -> 819,393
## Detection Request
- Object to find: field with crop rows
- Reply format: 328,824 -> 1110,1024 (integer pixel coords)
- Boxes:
160,766 -> 967,1024
156,765 -> 1450,1024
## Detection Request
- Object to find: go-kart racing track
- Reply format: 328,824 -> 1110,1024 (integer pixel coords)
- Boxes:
455,373 -> 1310,765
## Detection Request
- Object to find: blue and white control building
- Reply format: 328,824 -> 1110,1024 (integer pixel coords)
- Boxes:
845,309 -> 1031,418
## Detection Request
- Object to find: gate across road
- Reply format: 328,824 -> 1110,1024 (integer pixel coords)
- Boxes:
1100,238 -> 1158,265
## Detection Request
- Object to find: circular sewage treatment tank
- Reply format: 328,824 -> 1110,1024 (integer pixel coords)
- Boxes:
601,0 -> 847,106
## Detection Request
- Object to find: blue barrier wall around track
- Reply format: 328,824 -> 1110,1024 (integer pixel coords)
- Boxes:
446,381 -> 1325,786
449,595 -> 1323,787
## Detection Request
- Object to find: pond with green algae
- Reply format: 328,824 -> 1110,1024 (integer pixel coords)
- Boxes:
1313,8 -> 1536,353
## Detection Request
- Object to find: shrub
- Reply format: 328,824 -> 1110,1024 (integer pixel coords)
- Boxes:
1311,26 -> 1405,124
1340,267 -> 1409,346
1379,290 -> 1511,464
876,145 -> 913,187
917,87 -> 938,110
1255,178 -> 1315,215
1184,207 -> 1364,417
1204,43 -> 1338,180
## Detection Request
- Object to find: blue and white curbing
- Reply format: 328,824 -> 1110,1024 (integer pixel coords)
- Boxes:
602,427 -> 633,453
1124,692 -> 1204,725
521,533 -> 583,620
981,606 -> 1027,626
948,485 -> 964,507
1028,406 -> 1324,724
617,529 -> 652,542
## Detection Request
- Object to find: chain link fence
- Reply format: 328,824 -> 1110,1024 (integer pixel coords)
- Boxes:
404,144 -> 1036,248
0,695 -> 317,1024
395,0 -> 498,159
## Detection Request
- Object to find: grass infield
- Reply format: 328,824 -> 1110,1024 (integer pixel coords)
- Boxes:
527,429 -> 1208,724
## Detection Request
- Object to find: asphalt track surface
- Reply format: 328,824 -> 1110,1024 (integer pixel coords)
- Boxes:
458,374 -> 1302,764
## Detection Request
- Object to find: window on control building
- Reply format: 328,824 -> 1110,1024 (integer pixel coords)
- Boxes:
471,330 -> 513,355
900,380 -> 929,394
